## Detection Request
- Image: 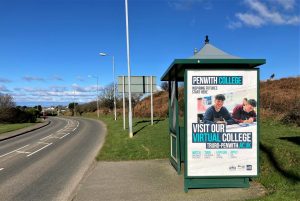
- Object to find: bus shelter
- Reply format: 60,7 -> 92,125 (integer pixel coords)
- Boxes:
161,36 -> 265,192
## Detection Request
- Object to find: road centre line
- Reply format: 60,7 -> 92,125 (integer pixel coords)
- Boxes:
27,143 -> 53,157
0,144 -> 30,158
59,133 -> 70,139
38,142 -> 52,145
16,151 -> 31,154
50,136 -> 60,139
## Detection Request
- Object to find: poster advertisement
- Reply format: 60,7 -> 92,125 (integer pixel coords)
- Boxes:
186,70 -> 258,177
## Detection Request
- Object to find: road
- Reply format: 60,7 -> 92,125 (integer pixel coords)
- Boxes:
0,117 -> 106,201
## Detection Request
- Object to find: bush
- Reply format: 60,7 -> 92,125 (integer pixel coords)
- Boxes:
0,107 -> 38,123
280,104 -> 300,126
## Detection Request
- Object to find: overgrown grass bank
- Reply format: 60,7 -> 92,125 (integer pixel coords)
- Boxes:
83,113 -> 169,160
0,123 -> 36,134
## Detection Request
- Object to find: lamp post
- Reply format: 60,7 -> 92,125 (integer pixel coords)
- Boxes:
99,52 -> 117,121
88,75 -> 99,118
125,0 -> 133,138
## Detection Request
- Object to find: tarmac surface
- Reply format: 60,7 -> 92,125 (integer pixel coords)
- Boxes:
73,159 -> 266,201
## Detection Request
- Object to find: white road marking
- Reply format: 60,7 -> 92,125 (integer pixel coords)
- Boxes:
50,136 -> 60,139
0,119 -> 80,161
16,151 -> 31,154
27,143 -> 53,157
38,141 -> 52,145
40,135 -> 53,141
0,168 -> 4,171
59,133 -> 70,139
56,133 -> 67,137
72,122 -> 79,131
0,144 -> 30,158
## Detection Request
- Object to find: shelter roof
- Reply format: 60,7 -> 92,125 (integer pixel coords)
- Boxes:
161,36 -> 265,81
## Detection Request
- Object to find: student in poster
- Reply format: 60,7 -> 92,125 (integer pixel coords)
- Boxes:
203,94 -> 235,125
232,99 -> 257,123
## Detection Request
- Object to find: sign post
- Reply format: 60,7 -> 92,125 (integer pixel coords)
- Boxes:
123,76 -> 126,130
150,76 -> 153,125
118,76 -> 157,130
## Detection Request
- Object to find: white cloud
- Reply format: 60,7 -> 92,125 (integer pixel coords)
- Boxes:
168,0 -> 212,11
51,75 -> 64,81
12,87 -> 96,104
228,0 -> 300,29
71,83 -> 100,93
235,13 -> 265,27
23,76 -> 45,82
76,76 -> 86,82
11,83 -> 104,104
271,0 -> 296,10
227,20 -> 243,29
0,85 -> 10,92
0,78 -> 12,83
14,87 -> 47,93
49,86 -> 68,92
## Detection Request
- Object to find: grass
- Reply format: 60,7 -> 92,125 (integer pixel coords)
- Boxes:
251,120 -> 300,201
0,123 -> 36,134
82,113 -> 169,160
83,113 -> 299,200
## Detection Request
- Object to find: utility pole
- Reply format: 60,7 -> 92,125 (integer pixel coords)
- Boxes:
125,0 -> 133,138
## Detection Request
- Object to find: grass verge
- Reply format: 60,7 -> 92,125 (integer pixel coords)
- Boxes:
83,113 -> 299,200
0,123 -> 36,134
83,113 -> 169,160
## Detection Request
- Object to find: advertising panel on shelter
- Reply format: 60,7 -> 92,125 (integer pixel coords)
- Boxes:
186,70 -> 258,177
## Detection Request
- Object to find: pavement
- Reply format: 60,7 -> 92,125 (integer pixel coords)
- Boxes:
0,119 -> 50,141
73,159 -> 266,201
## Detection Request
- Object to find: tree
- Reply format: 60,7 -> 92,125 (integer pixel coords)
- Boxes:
0,94 -> 16,123
68,102 -> 78,116
99,83 -> 117,111
131,93 -> 143,117
160,81 -> 169,91
0,94 -> 15,109
34,105 -> 42,112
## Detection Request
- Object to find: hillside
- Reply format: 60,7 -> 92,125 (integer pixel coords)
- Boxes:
134,91 -> 169,118
260,76 -> 300,125
134,77 -> 300,125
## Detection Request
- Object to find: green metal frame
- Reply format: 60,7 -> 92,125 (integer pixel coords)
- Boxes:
183,69 -> 260,192
168,80 -> 181,174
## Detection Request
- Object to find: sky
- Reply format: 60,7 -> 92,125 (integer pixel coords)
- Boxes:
0,0 -> 299,106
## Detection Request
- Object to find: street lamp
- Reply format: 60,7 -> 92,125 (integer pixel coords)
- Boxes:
99,52 -> 117,121
88,75 -> 99,118
125,0 -> 133,138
